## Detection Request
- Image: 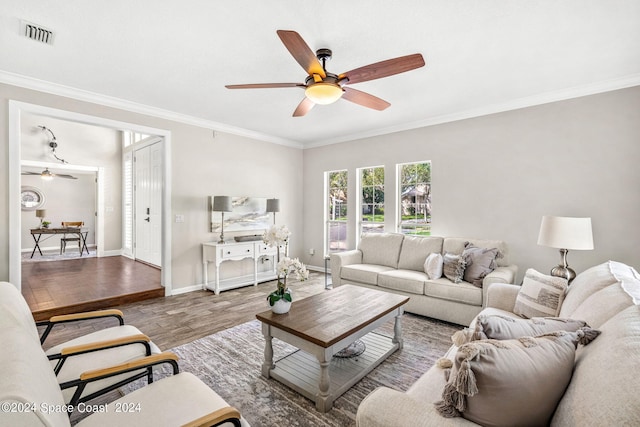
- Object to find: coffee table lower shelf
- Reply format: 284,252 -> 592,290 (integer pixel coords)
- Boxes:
269,332 -> 397,410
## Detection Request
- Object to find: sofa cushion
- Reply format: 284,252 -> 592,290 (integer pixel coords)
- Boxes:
461,243 -> 501,288
424,253 -> 443,279
559,261 -> 621,318
359,233 -> 405,268
341,264 -> 394,285
436,330 -> 586,426
443,253 -> 466,283
397,236 -> 444,271
378,270 -> 427,295
567,281 -> 636,328
514,268 -> 568,318
425,278 -> 482,306
453,314 -> 592,345
551,305 -> 640,426
443,237 -> 510,267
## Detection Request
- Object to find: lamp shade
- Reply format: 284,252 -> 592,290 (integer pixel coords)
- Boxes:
266,198 -> 280,213
537,216 -> 594,250
212,196 -> 232,212
35,209 -> 47,218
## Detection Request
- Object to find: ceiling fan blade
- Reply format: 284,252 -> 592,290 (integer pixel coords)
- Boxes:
225,83 -> 305,89
21,171 -> 40,176
342,87 -> 391,111
277,30 -> 326,78
293,97 -> 315,117
339,53 -> 425,85
55,174 -> 78,180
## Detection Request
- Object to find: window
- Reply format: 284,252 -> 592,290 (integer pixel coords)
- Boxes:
359,166 -> 385,235
123,131 -> 152,148
398,161 -> 431,235
326,170 -> 348,253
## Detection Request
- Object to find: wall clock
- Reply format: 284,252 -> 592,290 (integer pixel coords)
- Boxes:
21,186 -> 45,211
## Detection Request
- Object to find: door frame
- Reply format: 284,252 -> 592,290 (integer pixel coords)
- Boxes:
8,100 -> 173,295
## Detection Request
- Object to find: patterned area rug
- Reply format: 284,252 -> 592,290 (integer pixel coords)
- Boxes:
123,313 -> 460,427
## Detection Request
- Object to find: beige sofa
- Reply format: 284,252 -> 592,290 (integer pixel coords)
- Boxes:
356,260 -> 640,426
330,233 -> 518,325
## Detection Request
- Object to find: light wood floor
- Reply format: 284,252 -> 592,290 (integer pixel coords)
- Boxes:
39,271 -> 331,351
22,256 -> 164,321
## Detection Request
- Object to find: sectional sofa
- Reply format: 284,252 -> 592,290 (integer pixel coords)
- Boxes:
356,260 -> 640,426
330,233 -> 518,325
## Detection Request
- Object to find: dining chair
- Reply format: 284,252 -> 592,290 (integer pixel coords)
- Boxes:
60,221 -> 84,254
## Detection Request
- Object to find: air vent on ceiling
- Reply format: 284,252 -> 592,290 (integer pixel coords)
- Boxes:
21,20 -> 55,45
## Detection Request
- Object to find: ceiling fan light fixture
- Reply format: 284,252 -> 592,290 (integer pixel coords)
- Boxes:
41,169 -> 54,181
305,83 -> 343,105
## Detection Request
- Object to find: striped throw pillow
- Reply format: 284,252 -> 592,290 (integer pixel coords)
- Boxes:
514,269 -> 568,318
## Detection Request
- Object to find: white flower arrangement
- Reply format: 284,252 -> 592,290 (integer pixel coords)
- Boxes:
262,224 -> 291,248
262,225 -> 309,306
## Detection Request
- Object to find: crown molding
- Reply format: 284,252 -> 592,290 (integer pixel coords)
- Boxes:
0,70 -> 303,149
3,70 -> 638,150
304,73 -> 640,149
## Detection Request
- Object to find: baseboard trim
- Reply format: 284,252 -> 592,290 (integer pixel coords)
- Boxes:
172,284 -> 204,295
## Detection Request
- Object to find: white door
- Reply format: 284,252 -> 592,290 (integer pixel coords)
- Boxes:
134,141 -> 162,267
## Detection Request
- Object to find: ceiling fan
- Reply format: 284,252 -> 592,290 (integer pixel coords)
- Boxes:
226,30 -> 426,117
22,168 -> 78,180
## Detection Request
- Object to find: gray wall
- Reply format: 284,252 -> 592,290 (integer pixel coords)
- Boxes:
301,86 -> 640,281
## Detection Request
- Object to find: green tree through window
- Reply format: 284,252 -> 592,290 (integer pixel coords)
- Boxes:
360,166 -> 385,234
399,162 -> 431,235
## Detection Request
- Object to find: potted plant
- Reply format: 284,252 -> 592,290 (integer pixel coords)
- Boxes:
263,225 -> 309,313
41,221 -> 51,229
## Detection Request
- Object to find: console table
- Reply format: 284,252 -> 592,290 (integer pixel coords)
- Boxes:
202,241 -> 280,294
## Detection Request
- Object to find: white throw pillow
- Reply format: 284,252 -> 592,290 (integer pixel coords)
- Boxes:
424,253 -> 443,279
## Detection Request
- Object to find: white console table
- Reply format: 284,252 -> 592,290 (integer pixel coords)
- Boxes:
202,240 -> 279,294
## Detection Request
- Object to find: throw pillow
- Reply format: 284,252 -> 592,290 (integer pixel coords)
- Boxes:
435,330 -> 592,426
514,268 -> 568,318
452,314 -> 599,346
424,253 -> 443,279
443,253 -> 466,284
461,242 -> 502,287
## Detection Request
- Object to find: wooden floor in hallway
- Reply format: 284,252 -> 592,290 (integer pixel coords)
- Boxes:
22,256 -> 164,321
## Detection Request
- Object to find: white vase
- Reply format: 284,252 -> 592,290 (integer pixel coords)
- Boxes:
271,299 -> 292,314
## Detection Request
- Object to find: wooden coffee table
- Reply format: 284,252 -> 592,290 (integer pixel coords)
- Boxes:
256,284 -> 409,412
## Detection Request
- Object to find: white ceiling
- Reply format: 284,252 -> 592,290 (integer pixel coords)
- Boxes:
1,1 -> 639,148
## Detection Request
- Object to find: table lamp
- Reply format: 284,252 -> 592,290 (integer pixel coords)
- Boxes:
35,209 -> 47,228
266,198 -> 280,225
537,215 -> 594,283
213,196 -> 232,243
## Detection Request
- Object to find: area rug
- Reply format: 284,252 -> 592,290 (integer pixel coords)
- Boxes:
21,248 -> 96,263
122,313 -> 460,427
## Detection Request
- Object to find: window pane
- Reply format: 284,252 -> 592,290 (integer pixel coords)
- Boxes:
359,166 -> 385,237
398,161 -> 431,236
327,170 -> 348,253
362,223 -> 385,234
328,221 -> 347,251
